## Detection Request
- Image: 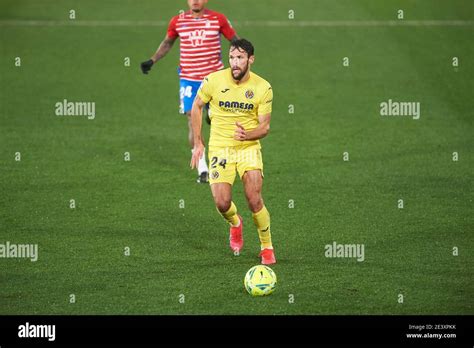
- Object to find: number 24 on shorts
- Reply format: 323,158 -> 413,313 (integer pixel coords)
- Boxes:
210,157 -> 227,169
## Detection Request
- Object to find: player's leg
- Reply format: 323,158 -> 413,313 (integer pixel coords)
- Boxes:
242,170 -> 271,246
242,170 -> 275,264
238,147 -> 275,264
210,182 -> 234,220
180,79 -> 209,183
208,148 -> 242,253
210,182 -> 243,253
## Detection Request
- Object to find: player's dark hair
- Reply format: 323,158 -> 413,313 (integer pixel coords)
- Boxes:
230,38 -> 255,57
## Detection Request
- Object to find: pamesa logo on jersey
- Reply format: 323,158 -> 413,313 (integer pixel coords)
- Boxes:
219,101 -> 255,112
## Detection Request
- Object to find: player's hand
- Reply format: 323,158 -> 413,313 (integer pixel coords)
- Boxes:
140,59 -> 154,74
234,122 -> 247,141
190,142 -> 204,169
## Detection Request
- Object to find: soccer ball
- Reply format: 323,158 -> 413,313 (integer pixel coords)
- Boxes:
244,265 -> 277,296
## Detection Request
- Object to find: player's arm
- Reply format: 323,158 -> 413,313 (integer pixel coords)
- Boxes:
141,16 -> 179,74
190,95 -> 206,169
150,35 -> 177,63
219,13 -> 239,42
140,35 -> 176,74
191,76 -> 213,168
234,114 -> 271,141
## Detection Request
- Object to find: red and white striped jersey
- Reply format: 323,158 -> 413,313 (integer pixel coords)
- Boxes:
167,9 -> 236,82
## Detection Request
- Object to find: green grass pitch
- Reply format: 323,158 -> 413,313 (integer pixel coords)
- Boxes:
0,0 -> 473,314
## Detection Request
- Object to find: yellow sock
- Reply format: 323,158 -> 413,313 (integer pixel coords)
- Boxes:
252,205 -> 272,249
220,201 -> 240,227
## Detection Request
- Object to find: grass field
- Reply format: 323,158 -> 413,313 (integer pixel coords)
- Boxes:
0,0 -> 473,315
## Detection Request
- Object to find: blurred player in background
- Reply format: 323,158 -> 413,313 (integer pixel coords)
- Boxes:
141,0 -> 239,184
190,39 -> 276,265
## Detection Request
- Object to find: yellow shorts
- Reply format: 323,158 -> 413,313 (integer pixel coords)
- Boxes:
208,145 -> 264,185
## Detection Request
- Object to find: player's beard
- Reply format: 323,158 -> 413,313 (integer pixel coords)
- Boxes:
232,63 -> 249,81
191,4 -> 204,13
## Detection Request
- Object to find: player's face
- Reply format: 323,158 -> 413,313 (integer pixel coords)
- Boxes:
188,0 -> 207,13
229,47 -> 254,81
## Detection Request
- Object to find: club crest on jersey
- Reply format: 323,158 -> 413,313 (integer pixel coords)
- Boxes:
245,90 -> 254,99
188,29 -> 207,47
211,171 -> 219,179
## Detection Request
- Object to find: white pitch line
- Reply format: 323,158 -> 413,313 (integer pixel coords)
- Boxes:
0,19 -> 473,27
0,20 -> 168,27
241,20 -> 474,27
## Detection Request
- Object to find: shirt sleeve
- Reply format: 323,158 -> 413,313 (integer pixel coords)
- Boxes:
258,85 -> 273,116
167,16 -> 179,39
197,76 -> 213,103
218,13 -> 236,40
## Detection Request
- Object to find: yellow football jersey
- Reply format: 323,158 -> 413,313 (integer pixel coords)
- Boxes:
197,68 -> 273,148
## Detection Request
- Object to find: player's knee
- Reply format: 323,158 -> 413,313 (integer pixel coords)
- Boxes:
215,198 -> 232,213
247,196 -> 263,213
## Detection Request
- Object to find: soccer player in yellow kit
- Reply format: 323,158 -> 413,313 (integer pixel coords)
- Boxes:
190,39 -> 275,264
